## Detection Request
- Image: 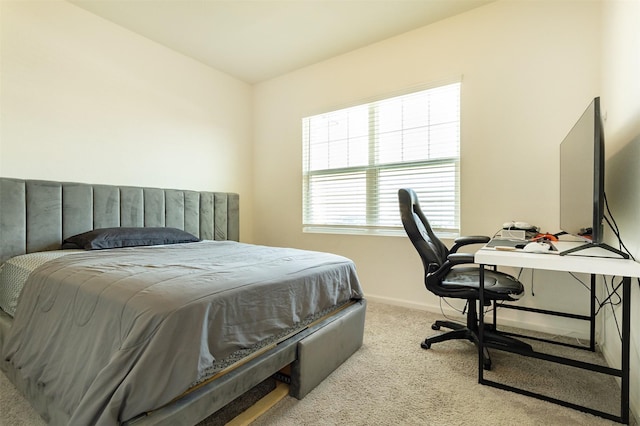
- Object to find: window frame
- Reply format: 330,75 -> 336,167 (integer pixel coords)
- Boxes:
302,79 -> 461,238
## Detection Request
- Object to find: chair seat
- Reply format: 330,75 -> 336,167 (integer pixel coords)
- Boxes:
441,267 -> 524,300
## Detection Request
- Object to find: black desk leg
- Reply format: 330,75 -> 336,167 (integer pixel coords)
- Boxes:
590,275 -> 596,351
478,264 -> 486,383
622,277 -> 630,424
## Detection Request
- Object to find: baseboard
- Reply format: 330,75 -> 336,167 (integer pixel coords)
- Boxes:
364,294 -> 591,340
364,294 -> 440,312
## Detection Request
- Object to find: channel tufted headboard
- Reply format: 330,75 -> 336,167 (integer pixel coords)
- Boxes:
0,178 -> 239,263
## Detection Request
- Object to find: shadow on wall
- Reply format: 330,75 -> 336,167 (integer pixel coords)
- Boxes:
605,134 -> 640,426
605,134 -> 640,259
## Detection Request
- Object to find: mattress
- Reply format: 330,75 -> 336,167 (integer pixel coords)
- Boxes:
0,250 -> 83,317
1,241 -> 363,425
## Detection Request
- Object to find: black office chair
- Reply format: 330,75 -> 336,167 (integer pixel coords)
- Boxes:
398,188 -> 531,369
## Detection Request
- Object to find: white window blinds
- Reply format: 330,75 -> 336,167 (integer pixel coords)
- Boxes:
302,81 -> 460,236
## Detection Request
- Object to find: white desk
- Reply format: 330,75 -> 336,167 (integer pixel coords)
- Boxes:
476,244 -> 640,424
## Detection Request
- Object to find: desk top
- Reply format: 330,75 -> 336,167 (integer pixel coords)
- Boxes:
477,241 -> 640,277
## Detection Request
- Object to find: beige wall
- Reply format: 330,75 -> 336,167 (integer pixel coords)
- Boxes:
1,0 -> 607,336
253,0 -> 602,335
2,0 -> 637,419
601,0 -> 640,419
0,0 -> 255,240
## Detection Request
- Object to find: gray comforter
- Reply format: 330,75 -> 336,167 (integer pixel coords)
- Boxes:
2,241 -> 363,425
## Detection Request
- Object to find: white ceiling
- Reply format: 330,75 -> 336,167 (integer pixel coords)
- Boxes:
69,0 -> 494,84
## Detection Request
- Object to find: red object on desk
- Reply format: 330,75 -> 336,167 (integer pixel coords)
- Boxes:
532,233 -> 558,242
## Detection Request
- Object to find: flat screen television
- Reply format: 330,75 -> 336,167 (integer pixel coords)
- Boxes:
559,97 -> 627,257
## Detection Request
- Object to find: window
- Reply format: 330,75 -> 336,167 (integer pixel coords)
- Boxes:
302,81 -> 460,236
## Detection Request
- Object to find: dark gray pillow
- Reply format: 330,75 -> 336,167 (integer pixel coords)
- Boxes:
62,227 -> 200,250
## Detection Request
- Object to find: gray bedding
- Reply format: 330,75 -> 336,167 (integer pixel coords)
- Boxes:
1,241 -> 363,425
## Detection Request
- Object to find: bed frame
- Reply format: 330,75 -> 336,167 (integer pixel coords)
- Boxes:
0,177 -> 366,425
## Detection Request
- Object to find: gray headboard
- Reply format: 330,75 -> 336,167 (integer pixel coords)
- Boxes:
0,178 -> 239,263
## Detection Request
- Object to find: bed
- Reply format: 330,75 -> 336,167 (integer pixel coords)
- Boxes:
0,177 -> 366,425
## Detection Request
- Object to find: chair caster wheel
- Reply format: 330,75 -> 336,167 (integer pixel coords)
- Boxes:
421,341 -> 431,350
483,361 -> 492,371
431,324 -> 440,330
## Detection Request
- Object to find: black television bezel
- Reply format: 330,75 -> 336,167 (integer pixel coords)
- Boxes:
592,97 -> 605,244
558,97 -> 627,258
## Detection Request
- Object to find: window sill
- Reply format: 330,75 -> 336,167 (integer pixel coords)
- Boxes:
303,226 -> 460,239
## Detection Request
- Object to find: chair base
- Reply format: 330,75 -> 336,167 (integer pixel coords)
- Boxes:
421,320 -> 532,370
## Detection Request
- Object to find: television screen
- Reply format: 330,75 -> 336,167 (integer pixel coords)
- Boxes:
559,97 -> 603,242
559,97 -> 627,258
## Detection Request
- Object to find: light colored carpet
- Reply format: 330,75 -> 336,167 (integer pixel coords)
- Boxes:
0,301 -> 628,425
251,301 -> 625,426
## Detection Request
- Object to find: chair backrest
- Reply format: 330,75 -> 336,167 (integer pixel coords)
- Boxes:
398,188 -> 450,273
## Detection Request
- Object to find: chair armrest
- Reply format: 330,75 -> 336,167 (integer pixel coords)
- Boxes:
447,253 -> 475,265
450,235 -> 491,253
428,253 -> 476,281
